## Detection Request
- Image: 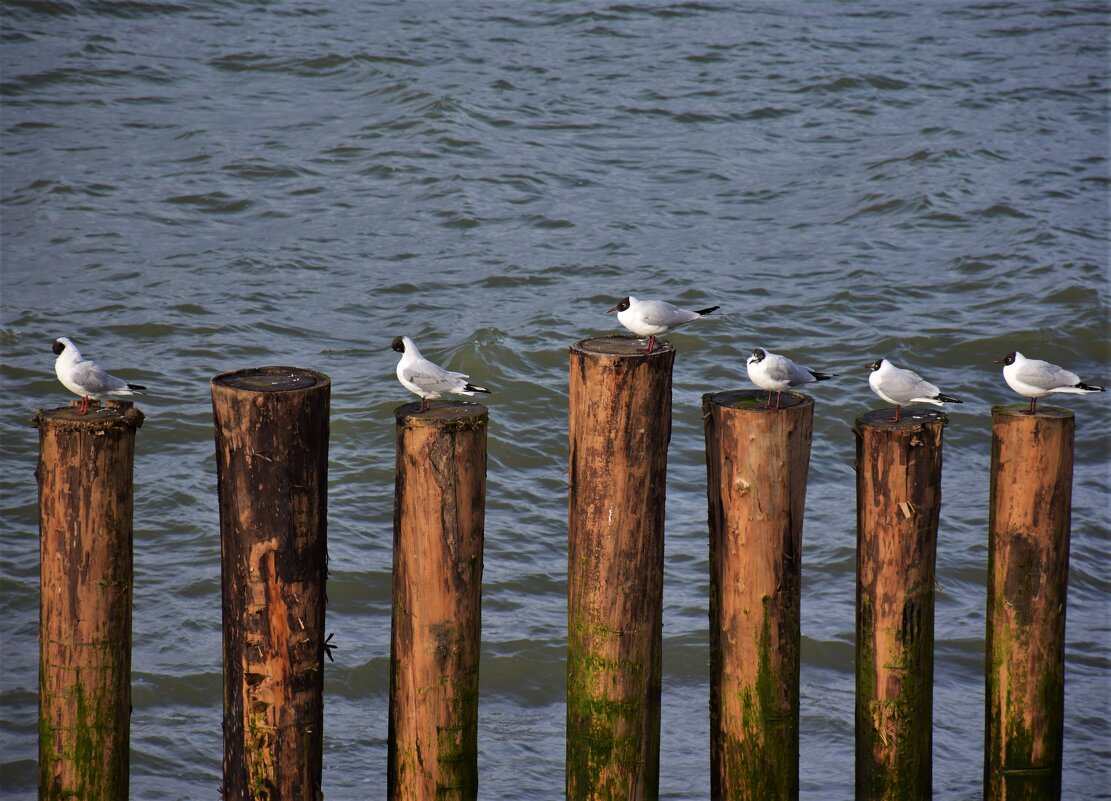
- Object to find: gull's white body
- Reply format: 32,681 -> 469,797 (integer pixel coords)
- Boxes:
869,359 -> 943,405
867,359 -> 960,420
53,337 -> 144,401
607,295 -> 719,354
747,349 -> 832,392
393,336 -> 488,405
1002,351 -> 1099,399
997,350 -> 1103,414
612,296 -> 714,337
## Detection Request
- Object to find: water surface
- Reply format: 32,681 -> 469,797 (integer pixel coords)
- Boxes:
2,2 -> 1108,798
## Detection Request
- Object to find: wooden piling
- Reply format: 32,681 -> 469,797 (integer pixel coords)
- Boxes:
388,401 -> 487,801
984,406 -> 1074,801
33,399 -> 143,801
853,409 -> 947,801
211,367 -> 330,801
566,335 -> 674,800
702,389 -> 814,801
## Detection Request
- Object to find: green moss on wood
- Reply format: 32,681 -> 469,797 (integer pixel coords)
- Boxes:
566,638 -> 654,798
40,661 -> 129,801
726,395 -> 769,410
856,591 -> 934,800
720,602 -> 797,799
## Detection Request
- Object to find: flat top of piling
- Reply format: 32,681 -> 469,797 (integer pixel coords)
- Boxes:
570,335 -> 674,357
991,403 -> 1074,419
395,400 -> 488,427
31,401 -> 144,431
705,388 -> 812,411
212,366 -> 330,393
855,408 -> 948,430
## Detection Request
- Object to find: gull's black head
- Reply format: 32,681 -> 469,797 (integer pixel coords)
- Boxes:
750,348 -> 766,362
866,358 -> 884,372
52,339 -> 66,356
994,351 -> 1016,366
606,297 -> 631,314
391,336 -> 405,353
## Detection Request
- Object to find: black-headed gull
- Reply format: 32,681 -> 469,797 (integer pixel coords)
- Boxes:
866,358 -> 962,422
747,348 -> 836,410
606,296 -> 719,354
391,336 -> 490,413
53,337 -> 146,415
995,351 -> 1104,415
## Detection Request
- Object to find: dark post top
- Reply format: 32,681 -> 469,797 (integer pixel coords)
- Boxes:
570,335 -> 675,358
394,401 -> 489,429
704,389 -> 813,412
211,366 -> 330,393
991,404 -> 1074,420
854,408 -> 949,432
31,401 -> 144,432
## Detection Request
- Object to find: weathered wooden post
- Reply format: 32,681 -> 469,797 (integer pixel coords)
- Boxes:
567,336 -> 674,800
389,401 -> 487,801
702,389 -> 813,801
984,406 -> 1074,801
33,399 -> 143,801
853,409 -> 947,801
211,367 -> 330,801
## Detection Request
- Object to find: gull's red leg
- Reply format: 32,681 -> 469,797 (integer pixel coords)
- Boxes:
775,391 -> 783,411
1028,397 -> 1037,415
77,395 -> 89,416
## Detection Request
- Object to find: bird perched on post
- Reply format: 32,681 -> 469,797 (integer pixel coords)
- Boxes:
52,337 -> 146,415
746,348 -> 836,410
995,351 -> 1103,415
391,335 -> 490,413
606,296 -> 719,354
866,358 -> 962,422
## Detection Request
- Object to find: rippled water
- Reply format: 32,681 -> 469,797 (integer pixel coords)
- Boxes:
2,2 -> 1108,799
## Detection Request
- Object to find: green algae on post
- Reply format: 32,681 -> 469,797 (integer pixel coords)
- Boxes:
853,410 -> 946,800
33,402 -> 142,801
567,337 -> 672,800
703,389 -> 813,800
984,407 -> 1073,801
389,400 -> 487,800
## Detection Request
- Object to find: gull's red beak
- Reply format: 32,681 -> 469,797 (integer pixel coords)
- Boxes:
606,304 -> 620,313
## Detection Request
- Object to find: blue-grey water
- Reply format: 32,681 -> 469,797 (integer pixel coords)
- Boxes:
1,2 -> 1108,798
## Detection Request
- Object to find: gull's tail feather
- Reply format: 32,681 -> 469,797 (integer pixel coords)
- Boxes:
464,383 -> 491,394
809,371 -> 836,382
695,305 -> 720,317
937,393 -> 963,403
1053,382 -> 1103,394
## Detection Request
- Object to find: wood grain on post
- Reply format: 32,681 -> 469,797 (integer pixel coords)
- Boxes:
984,405 -> 1074,801
33,400 -> 143,801
853,409 -> 946,801
567,335 -> 674,800
211,367 -> 330,801
703,389 -> 813,801
389,401 -> 487,801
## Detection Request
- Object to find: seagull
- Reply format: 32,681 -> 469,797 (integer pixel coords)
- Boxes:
391,336 -> 490,413
867,358 -> 962,422
747,348 -> 836,410
53,337 -> 146,415
995,351 -> 1103,414
606,296 -> 720,354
